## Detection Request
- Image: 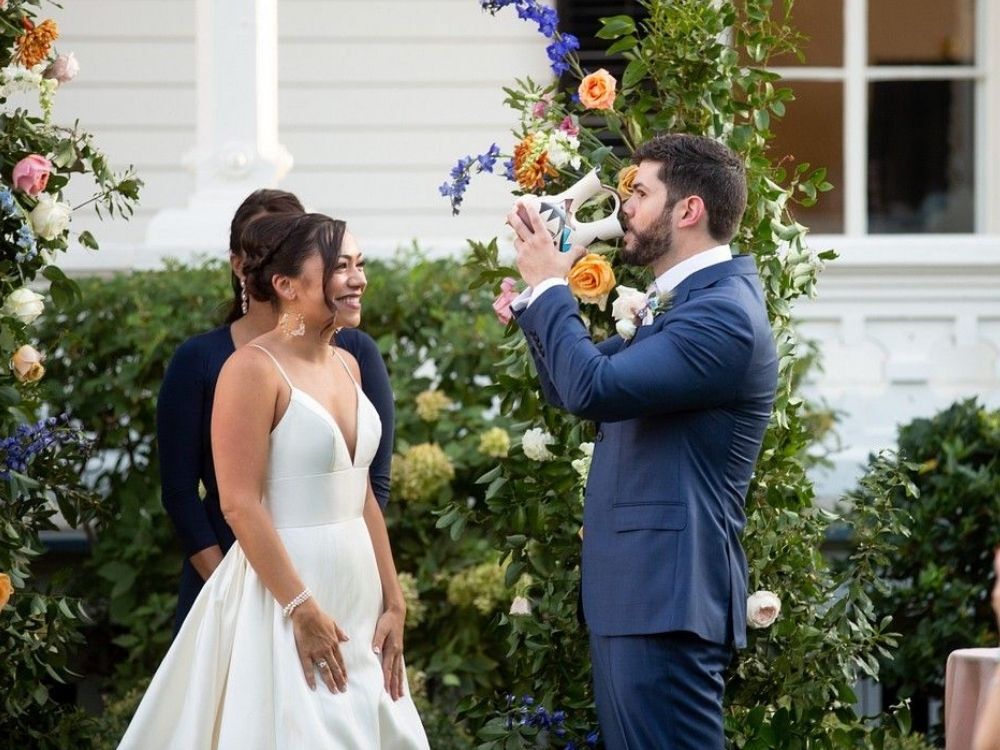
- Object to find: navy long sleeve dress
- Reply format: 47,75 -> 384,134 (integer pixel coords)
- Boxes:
156,325 -> 395,633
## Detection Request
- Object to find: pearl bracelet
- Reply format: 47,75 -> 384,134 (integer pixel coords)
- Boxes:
282,587 -> 312,619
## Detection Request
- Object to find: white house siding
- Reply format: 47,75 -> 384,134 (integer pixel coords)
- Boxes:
54,0 -> 551,260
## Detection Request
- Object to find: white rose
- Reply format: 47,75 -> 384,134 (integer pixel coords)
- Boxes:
610,285 -> 647,323
43,53 -> 79,84
747,590 -> 781,629
521,427 -> 555,462
509,596 -> 532,616
29,194 -> 72,240
615,319 -> 637,340
2,287 -> 45,324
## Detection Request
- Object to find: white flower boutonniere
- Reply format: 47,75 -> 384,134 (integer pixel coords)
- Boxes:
610,285 -> 673,341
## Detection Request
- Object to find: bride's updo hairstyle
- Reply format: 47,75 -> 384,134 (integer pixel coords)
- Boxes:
241,212 -> 348,329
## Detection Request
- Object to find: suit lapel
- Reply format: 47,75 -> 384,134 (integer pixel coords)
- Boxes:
622,256 -> 759,347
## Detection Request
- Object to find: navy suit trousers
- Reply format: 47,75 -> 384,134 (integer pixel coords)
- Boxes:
589,631 -> 732,750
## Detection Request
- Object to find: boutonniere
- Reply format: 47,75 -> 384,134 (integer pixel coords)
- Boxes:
610,285 -> 673,341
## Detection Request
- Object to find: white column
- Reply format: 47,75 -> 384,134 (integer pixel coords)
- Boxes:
143,0 -> 292,259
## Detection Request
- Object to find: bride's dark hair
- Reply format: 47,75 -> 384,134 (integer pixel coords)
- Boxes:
240,213 -> 348,334
224,189 -> 305,324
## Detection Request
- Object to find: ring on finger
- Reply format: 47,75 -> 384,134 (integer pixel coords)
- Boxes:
315,659 -> 329,670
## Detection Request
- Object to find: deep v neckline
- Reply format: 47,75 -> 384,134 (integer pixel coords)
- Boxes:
290,383 -> 362,467
249,343 -> 365,467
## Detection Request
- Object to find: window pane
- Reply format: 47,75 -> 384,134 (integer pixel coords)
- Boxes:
769,0 -> 843,67
867,80 -> 975,233
769,81 -> 844,233
869,0 -> 975,65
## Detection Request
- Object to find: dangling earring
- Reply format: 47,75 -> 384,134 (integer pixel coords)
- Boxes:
279,310 -> 306,338
240,278 -> 249,315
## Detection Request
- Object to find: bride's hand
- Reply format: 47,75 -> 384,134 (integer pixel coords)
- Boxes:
290,599 -> 350,692
371,606 -> 406,700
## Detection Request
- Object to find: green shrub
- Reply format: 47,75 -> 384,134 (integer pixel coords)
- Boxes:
866,398 -> 1000,735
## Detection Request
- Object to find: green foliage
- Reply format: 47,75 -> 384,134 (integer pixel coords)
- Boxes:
1,1 -> 141,743
865,399 -> 1000,726
35,259 -> 231,686
440,2 -> 913,748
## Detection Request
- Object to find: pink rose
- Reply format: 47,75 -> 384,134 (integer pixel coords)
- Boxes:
531,95 -> 553,119
492,277 -> 520,325
558,115 -> 579,137
12,155 -> 53,196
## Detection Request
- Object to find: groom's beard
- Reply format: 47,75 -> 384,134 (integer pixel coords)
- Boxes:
620,210 -> 674,268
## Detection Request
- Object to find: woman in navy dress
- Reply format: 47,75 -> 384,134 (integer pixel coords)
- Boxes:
157,190 -> 395,633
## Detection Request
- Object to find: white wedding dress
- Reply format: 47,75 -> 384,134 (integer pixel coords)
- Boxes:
118,345 -> 429,750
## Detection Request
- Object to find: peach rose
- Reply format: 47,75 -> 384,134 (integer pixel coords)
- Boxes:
578,68 -> 617,110
0,573 -> 12,610
568,253 -> 616,310
12,154 -> 52,196
11,344 -> 45,383
617,164 -> 639,198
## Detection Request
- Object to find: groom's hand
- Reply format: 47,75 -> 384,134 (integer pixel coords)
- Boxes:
508,201 -> 586,288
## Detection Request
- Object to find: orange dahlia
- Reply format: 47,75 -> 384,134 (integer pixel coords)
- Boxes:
513,134 -> 558,192
16,18 -> 59,68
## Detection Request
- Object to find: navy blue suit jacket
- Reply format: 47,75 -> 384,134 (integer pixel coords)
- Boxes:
516,255 -> 777,647
157,325 -> 395,633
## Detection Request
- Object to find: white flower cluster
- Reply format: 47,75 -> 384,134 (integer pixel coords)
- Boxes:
521,427 -> 555,462
540,129 -> 582,170
0,63 -> 58,120
571,442 -> 594,483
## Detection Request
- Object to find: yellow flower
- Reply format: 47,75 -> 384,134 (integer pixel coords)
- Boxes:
0,573 -> 13,610
578,68 -> 617,110
393,443 -> 455,503
415,389 -> 452,422
478,427 -> 510,458
16,18 -> 59,68
446,561 -> 507,614
617,164 -> 639,199
568,253 -> 616,310
10,344 -> 45,383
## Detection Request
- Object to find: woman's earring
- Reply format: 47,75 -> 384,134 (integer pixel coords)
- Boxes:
240,278 -> 249,315
279,310 -> 306,338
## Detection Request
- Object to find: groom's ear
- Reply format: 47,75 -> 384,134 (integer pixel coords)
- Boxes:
676,195 -> 707,230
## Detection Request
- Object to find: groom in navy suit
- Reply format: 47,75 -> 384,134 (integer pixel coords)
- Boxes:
507,133 -> 778,749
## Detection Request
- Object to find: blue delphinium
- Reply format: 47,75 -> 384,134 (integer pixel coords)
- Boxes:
0,414 -> 90,481
496,693 -> 600,749
479,1 -> 578,75
439,143 -> 501,215
0,186 -> 19,216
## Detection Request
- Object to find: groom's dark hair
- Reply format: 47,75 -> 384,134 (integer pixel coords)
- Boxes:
632,134 -> 747,243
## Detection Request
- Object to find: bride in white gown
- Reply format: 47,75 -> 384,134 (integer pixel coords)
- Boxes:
118,213 -> 428,749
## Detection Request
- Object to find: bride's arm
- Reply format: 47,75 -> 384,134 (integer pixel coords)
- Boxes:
362,487 -> 408,701
212,348 -> 349,693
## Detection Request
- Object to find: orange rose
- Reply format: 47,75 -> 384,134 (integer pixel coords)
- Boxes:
0,573 -> 12,610
568,253 -> 616,310
617,165 -> 639,198
578,68 -> 617,110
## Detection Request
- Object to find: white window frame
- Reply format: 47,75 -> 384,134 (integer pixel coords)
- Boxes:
769,0 -> 997,236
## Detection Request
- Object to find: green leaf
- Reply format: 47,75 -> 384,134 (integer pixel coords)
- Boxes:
622,58 -> 648,90
605,36 -> 638,56
595,15 -> 636,39
78,230 -> 99,250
